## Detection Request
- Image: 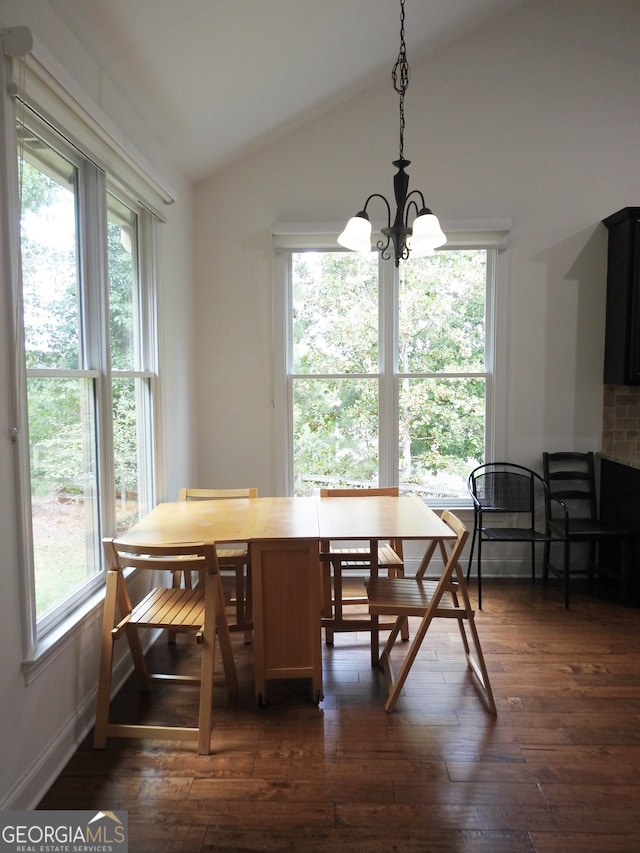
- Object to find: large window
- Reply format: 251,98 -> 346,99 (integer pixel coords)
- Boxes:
277,230 -> 507,502
17,111 -> 157,640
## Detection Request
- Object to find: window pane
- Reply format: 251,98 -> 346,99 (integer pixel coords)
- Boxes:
399,250 -> 486,374
112,377 -> 151,534
107,194 -> 139,370
292,252 -> 378,374
292,378 -> 378,495
28,377 -> 100,618
399,377 -> 485,499
19,139 -> 80,370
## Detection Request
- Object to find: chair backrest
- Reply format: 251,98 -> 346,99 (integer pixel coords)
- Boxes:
467,462 -> 562,532
542,451 -> 598,522
319,487 -> 398,497
468,463 -> 538,513
417,509 -> 469,581
178,487 -> 258,501
104,538 -> 219,578
319,486 -> 401,553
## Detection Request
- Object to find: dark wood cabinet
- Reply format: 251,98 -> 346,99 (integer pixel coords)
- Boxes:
599,457 -> 640,606
602,207 -> 640,385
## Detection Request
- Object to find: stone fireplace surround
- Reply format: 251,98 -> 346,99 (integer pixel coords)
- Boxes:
602,385 -> 640,469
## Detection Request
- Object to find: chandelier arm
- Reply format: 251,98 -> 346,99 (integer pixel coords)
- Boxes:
361,193 -> 393,257
361,193 -> 392,227
403,190 -> 428,226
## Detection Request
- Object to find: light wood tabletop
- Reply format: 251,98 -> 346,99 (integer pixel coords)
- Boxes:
119,495 -> 454,546
317,495 -> 454,542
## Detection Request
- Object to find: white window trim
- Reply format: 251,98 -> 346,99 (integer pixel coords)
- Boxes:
14,33 -> 176,213
272,220 -> 510,500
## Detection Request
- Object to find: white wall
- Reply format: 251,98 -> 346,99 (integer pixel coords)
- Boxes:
2,0 -> 640,811
0,1 -> 197,808
194,0 -> 640,497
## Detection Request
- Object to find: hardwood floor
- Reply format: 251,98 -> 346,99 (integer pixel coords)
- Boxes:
38,578 -> 640,852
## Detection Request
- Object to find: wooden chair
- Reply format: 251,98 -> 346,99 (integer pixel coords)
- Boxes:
94,539 -> 238,755
543,452 -> 630,605
177,488 -> 257,641
367,510 -> 496,714
319,487 -> 408,645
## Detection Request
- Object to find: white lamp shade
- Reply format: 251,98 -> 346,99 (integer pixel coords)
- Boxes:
337,215 -> 372,254
408,212 -> 447,256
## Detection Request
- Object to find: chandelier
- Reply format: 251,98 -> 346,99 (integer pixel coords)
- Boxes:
338,0 -> 446,266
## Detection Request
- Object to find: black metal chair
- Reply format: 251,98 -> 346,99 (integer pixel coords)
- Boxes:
467,462 -> 569,608
542,452 -> 630,605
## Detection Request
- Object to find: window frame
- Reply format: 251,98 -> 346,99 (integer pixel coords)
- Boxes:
2,49 -> 162,668
273,222 -> 510,503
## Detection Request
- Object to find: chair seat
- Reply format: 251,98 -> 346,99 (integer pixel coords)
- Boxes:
367,577 -> 461,617
480,527 -> 559,543
217,546 -> 248,563
329,544 -> 404,569
550,518 -> 628,539
128,587 -> 205,630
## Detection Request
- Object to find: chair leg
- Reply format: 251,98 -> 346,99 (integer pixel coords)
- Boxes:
587,541 -> 597,593
235,567 -> 244,628
531,541 -> 536,584
392,565 -> 410,642
197,574 -> 217,755
214,581 -> 239,698
564,537 -> 570,609
543,540 -> 550,582
321,561 -> 333,643
324,560 -> 339,645
621,536 -> 630,604
115,575 -> 151,690
382,609 -> 437,712
370,613 -> 379,668
333,563 -> 344,634
94,571 -> 119,749
452,574 -> 497,714
476,538 -> 483,610
244,565 -> 253,643
466,523 -> 477,581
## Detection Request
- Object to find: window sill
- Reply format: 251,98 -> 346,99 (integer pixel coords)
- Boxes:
21,568 -> 138,685
21,585 -> 106,685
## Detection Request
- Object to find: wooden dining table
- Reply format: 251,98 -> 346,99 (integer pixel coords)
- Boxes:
118,495 -> 456,704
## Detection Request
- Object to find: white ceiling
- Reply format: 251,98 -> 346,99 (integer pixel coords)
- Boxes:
47,0 -> 526,183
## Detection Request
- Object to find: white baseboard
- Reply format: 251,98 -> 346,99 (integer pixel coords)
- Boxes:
2,634 -> 158,810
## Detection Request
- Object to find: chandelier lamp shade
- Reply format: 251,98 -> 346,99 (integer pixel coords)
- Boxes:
338,0 -> 446,266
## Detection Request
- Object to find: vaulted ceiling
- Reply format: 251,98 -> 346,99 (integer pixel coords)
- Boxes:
47,0 -> 527,182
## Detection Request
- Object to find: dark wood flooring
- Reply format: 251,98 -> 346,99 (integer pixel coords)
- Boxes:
38,578 -> 640,852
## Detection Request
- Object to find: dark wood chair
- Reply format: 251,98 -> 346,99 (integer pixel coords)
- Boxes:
542,452 -> 630,604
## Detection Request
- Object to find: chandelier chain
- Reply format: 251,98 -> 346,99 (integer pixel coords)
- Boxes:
337,0 -> 446,265
392,0 -> 409,160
